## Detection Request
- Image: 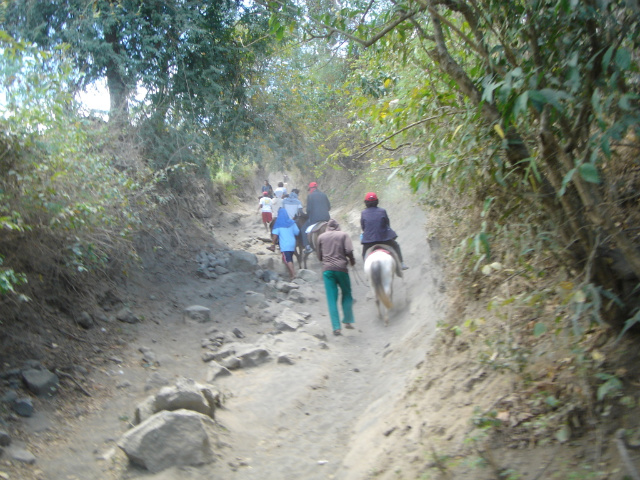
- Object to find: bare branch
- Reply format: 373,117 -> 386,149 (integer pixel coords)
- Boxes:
357,111 -> 461,158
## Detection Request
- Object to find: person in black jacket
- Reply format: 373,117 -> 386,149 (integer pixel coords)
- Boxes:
360,192 -> 408,270
302,181 -> 331,253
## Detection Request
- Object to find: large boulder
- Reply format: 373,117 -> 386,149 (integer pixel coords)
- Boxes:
227,250 -> 258,272
133,378 -> 221,425
118,410 -> 217,473
22,368 -> 59,397
274,308 -> 305,332
155,379 -> 219,419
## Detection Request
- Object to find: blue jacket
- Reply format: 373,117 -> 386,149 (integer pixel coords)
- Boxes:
360,206 -> 397,243
307,190 -> 331,224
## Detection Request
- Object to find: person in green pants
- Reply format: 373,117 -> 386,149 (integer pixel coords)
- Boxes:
317,219 -> 356,336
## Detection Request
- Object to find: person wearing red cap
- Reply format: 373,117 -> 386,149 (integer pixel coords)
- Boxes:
361,192 -> 408,270
302,181 -> 331,253
257,191 -> 274,232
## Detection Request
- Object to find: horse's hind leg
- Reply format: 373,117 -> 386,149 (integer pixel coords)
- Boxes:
376,299 -> 384,322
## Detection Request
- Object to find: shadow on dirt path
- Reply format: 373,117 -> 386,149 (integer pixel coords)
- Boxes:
26,179 -> 444,480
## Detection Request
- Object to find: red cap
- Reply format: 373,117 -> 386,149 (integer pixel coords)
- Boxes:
263,191 -> 269,196
308,182 -> 318,189
365,192 -> 378,201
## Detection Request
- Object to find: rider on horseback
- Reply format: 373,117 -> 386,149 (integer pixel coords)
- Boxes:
360,192 -> 409,270
302,182 -> 331,254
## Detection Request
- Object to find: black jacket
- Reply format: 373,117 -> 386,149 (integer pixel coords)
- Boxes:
307,189 -> 331,224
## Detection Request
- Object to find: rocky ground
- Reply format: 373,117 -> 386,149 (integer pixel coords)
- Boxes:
0,175 -> 451,479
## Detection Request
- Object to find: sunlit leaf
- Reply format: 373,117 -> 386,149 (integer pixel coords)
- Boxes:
578,163 -> 600,184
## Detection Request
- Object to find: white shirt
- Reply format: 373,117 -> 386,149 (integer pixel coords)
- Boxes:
259,197 -> 273,212
272,197 -> 283,216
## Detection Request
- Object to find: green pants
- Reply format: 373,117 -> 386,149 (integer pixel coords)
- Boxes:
323,270 -> 354,331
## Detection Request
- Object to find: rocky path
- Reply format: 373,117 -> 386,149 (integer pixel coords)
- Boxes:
21,182 -> 444,480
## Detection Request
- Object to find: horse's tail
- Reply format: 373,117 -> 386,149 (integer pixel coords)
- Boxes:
371,260 -> 393,309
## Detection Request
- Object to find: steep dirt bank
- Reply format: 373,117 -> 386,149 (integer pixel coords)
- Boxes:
2,173 -> 446,479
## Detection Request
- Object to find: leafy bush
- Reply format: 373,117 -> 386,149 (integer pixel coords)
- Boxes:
0,34 -> 154,276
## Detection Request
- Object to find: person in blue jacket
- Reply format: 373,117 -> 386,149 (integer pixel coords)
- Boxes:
270,208 -> 301,280
360,192 -> 408,270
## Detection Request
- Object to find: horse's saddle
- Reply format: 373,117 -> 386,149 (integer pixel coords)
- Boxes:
306,221 -> 328,252
305,221 -> 327,235
364,244 -> 403,278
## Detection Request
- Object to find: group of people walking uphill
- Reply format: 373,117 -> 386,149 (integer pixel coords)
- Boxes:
259,177 -> 408,336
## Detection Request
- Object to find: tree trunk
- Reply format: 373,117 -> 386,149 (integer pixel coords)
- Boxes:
104,24 -> 129,128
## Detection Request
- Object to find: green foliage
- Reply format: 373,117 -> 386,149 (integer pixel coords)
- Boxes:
595,373 -> 623,402
0,35 -> 155,274
0,256 -> 27,298
267,0 -> 640,330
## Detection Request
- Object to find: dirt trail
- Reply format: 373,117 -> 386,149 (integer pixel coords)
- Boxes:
26,177 -> 445,480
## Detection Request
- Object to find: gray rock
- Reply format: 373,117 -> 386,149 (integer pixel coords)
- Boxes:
0,429 -> 11,446
7,445 -> 36,464
154,378 -> 219,419
116,308 -> 139,324
139,346 -> 159,366
22,368 -> 59,397
296,269 -> 318,282
77,311 -> 94,329
202,351 -> 218,363
232,328 -> 245,339
274,319 -> 298,332
13,397 -> 34,417
287,289 -> 306,303
277,354 -> 295,365
235,345 -> 271,368
254,303 -> 281,323
228,250 -> 258,272
274,308 -> 305,332
118,410 -> 217,473
244,291 -> 267,308
220,357 -> 242,370
184,305 -> 211,323
275,281 -> 299,293
206,362 -> 232,382
214,265 -> 229,275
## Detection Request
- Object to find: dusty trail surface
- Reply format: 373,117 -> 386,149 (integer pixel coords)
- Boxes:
21,178 -> 444,480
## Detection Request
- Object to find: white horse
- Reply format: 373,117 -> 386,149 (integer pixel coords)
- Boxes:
364,249 -> 396,326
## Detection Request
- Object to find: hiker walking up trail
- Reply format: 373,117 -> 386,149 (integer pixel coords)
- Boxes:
317,219 -> 355,336
257,192 -> 273,232
302,181 -> 331,253
261,180 -> 274,198
274,182 -> 287,199
361,192 -> 409,270
282,189 -> 304,219
270,208 -> 300,280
